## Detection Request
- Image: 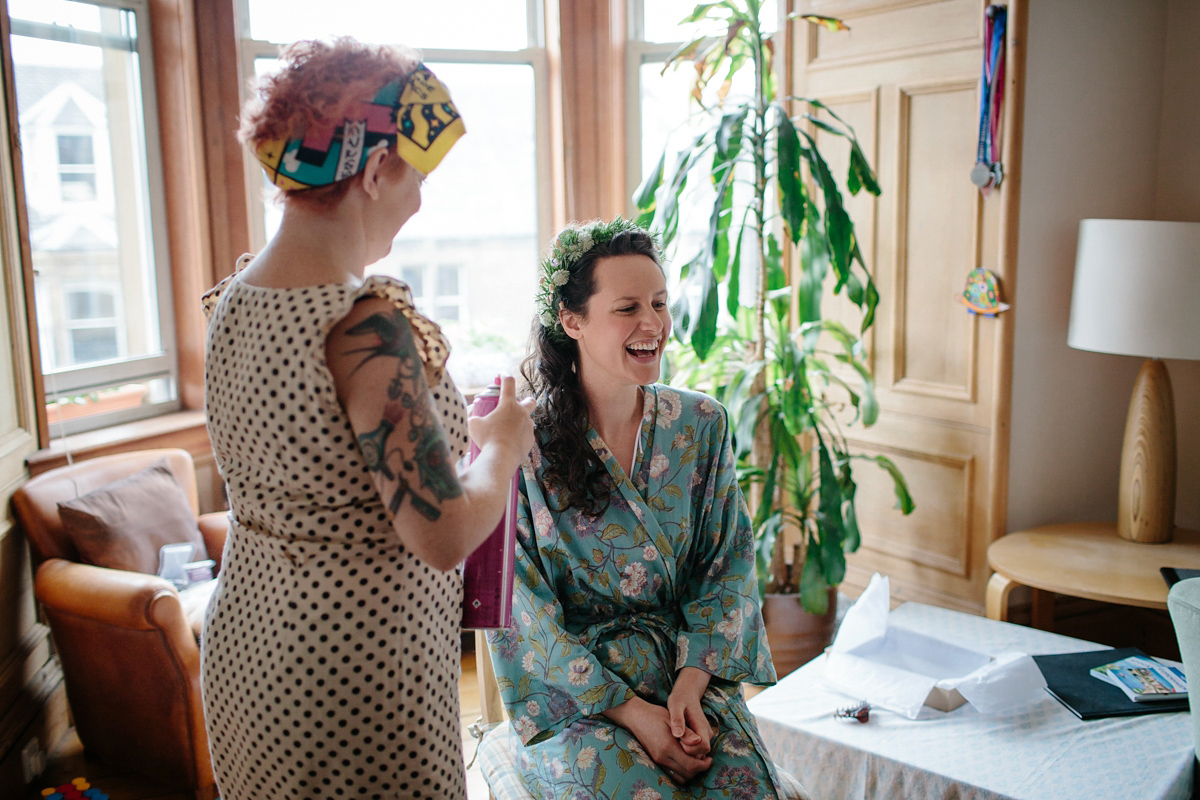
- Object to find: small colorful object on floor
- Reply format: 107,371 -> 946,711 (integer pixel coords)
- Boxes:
40,777 -> 108,800
959,267 -> 1010,316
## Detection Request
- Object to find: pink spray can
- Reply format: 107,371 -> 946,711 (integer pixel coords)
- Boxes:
460,380 -> 518,629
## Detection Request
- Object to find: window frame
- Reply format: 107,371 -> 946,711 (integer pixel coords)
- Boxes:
8,0 -> 181,437
624,0 -> 683,219
232,0 -> 554,258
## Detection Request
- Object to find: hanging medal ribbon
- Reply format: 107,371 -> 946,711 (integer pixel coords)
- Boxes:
970,4 -> 1008,195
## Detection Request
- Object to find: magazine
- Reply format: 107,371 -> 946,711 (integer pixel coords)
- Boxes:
1090,655 -> 1187,703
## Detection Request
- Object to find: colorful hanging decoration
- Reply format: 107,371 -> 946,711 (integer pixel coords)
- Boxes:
970,4 -> 1008,195
959,267 -> 1010,316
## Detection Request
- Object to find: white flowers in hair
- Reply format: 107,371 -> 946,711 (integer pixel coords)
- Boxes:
534,218 -> 656,340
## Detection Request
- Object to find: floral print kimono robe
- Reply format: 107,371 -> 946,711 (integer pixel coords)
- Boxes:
487,385 -> 786,800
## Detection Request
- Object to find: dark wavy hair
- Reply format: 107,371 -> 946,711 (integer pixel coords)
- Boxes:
521,226 -> 663,516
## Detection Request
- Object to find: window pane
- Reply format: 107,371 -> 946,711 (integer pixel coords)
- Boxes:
642,0 -> 777,42
70,327 -> 118,362
66,289 -> 114,319
366,62 -> 538,389
59,172 -> 96,201
400,266 -> 423,297
9,0 -> 104,32
12,2 -> 165,380
57,133 -> 93,164
246,0 -> 529,51
437,265 -> 459,296
640,60 -> 712,260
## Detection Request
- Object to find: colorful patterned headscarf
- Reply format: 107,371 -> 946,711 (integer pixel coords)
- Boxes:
254,64 -> 465,190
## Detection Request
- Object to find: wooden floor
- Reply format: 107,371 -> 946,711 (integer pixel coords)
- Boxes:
25,651 -> 490,800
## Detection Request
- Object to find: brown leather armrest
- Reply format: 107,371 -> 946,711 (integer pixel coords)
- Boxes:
35,559 -> 187,633
197,512 -> 228,572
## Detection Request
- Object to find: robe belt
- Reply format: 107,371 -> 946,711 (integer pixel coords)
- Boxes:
573,608 -> 682,647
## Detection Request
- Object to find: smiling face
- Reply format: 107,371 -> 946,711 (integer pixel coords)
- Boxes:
561,253 -> 670,392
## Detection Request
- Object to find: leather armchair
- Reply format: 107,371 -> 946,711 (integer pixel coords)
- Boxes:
12,448 -> 226,800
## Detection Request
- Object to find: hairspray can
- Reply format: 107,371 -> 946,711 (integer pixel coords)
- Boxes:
460,380 -> 518,629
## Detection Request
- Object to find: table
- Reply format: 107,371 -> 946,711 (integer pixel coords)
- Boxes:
747,602 -> 1193,800
986,521 -> 1200,625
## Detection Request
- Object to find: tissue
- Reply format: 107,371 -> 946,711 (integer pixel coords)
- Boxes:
823,574 -> 1047,718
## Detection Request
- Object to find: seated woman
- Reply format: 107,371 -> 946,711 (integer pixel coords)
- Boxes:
487,219 -> 803,799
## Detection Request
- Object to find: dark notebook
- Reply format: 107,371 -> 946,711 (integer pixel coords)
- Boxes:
1033,647 -> 1189,720
1162,566 -> 1200,587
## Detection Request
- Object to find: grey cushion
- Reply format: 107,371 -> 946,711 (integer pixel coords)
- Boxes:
1167,577 -> 1200,762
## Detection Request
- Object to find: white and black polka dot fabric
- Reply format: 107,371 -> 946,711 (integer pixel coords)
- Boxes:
200,258 -> 470,800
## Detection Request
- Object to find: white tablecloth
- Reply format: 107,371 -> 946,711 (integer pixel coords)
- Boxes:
748,602 -> 1194,800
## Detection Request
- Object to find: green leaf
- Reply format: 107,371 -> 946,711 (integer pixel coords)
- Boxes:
683,162 -> 734,361
862,277 -> 879,332
775,109 -> 807,245
840,471 -> 861,552
577,685 -> 610,704
796,206 -> 830,326
801,96 -> 852,130
755,510 -> 782,599
617,749 -> 634,772
726,208 -> 749,317
797,128 -> 852,290
634,149 -> 666,212
859,453 -> 916,514
765,234 -> 789,324
799,553 -> 831,613
849,139 -> 882,196
601,523 -> 625,541
814,429 -> 847,588
683,3 -> 721,24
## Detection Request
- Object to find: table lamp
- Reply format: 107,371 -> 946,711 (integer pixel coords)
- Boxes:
1067,219 -> 1200,543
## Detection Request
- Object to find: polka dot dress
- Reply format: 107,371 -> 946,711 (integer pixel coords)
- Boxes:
200,258 -> 471,800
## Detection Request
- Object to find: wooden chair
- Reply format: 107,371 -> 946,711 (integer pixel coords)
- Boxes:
12,448 -> 227,800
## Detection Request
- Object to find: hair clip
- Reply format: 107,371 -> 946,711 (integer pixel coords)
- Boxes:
835,701 -> 871,723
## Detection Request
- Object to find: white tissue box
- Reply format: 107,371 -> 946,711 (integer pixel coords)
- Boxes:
826,625 -> 993,713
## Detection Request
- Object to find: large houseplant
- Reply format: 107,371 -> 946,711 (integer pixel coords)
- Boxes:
635,2 -> 914,640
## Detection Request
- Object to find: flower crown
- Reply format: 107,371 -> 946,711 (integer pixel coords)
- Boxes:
535,218 -> 656,338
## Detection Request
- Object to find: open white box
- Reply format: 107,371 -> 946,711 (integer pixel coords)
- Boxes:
827,625 -> 992,712
822,574 -> 1046,718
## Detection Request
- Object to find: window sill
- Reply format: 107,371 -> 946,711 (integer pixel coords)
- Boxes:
27,409 -> 211,477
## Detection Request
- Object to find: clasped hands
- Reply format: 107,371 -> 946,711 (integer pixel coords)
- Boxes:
602,666 -> 714,786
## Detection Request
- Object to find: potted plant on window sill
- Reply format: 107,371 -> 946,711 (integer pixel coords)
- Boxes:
635,0 -> 914,676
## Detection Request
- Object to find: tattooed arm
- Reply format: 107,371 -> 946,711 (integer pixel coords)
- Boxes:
326,297 -> 534,570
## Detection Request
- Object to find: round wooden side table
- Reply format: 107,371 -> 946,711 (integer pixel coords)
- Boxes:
986,521 -> 1200,627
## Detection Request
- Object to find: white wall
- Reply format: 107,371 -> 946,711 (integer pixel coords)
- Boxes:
1008,0 -> 1200,532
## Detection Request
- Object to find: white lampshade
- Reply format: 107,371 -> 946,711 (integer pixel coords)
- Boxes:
1068,219 -> 1200,360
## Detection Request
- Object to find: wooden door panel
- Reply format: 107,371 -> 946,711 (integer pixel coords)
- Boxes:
802,0 -> 979,70
892,80 -> 981,406
841,414 -> 991,613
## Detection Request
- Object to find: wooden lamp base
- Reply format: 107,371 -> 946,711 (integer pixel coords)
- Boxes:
1117,358 -> 1176,543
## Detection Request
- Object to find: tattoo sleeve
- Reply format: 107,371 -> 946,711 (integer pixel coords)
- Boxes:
344,307 -> 463,521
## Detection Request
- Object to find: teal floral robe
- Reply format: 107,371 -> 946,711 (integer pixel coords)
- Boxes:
487,385 -> 785,800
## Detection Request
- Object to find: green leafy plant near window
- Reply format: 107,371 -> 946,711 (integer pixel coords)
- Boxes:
635,0 -> 914,614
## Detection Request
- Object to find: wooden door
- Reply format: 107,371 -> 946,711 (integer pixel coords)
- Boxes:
790,0 -> 1024,612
